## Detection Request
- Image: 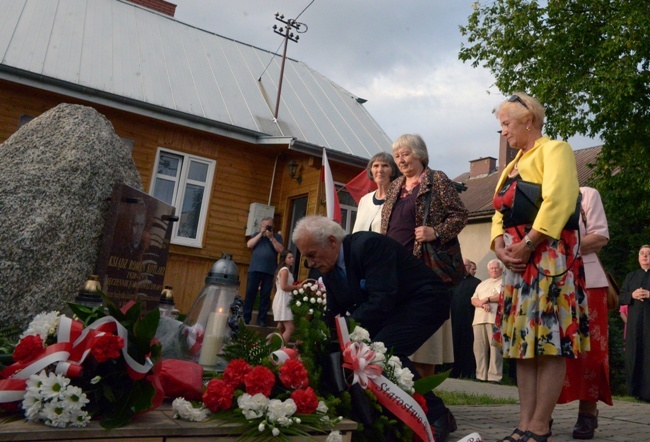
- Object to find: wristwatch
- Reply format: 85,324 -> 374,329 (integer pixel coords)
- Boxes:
523,235 -> 535,251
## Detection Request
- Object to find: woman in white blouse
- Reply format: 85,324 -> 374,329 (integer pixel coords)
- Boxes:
352,152 -> 400,233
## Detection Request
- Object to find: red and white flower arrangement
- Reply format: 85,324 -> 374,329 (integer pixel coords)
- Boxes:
0,296 -> 164,429
172,354 -> 343,440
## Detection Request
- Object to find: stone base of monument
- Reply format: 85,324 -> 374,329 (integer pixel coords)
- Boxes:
0,402 -> 358,441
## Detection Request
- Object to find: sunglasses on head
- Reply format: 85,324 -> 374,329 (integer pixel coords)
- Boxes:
507,95 -> 529,110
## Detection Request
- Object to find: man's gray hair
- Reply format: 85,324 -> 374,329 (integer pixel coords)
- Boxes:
292,215 -> 346,247
488,258 -> 505,271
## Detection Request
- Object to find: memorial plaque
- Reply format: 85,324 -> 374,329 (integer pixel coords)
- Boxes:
96,183 -> 176,312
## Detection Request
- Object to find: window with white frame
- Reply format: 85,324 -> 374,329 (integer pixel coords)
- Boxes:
150,148 -> 215,247
337,186 -> 358,234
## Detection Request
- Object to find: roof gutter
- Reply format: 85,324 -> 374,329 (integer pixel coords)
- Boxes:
1,66 -> 373,168
0,66 -> 265,145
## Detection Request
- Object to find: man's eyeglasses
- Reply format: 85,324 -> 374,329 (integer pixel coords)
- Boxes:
508,95 -> 529,110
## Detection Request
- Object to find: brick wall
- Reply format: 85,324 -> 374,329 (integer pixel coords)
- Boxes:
128,0 -> 177,17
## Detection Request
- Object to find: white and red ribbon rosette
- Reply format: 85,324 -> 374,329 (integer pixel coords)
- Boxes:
335,315 -> 435,442
0,314 -> 155,406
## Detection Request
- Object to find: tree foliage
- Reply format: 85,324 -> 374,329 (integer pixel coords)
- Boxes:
459,0 -> 650,277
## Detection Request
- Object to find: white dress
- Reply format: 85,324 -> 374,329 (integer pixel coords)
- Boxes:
272,267 -> 293,321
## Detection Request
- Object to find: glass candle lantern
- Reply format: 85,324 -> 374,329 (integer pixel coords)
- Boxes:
75,275 -> 103,308
178,254 -> 240,370
159,285 -> 178,318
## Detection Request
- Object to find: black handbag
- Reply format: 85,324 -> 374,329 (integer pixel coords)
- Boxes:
500,179 -> 581,230
500,180 -> 542,228
420,188 -> 465,287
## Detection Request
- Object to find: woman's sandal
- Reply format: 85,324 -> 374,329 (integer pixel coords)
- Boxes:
520,430 -> 552,441
496,427 -> 525,442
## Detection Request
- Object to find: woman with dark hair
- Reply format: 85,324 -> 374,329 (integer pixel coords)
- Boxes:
491,92 -> 588,442
352,152 -> 400,233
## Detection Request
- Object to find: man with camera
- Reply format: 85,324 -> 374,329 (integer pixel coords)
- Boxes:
243,216 -> 284,326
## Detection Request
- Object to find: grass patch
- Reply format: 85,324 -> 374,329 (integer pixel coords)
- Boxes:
434,389 -> 518,405
612,395 -> 647,404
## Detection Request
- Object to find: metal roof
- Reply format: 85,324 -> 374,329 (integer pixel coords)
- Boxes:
0,0 -> 391,165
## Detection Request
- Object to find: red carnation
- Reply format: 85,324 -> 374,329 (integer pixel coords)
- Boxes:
90,334 -> 124,363
278,359 -> 309,389
13,335 -> 44,362
412,392 -> 428,414
243,365 -> 276,397
222,358 -> 252,388
291,387 -> 319,414
202,379 -> 234,412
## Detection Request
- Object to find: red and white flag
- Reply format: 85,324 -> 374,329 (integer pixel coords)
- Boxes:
321,148 -> 342,223
342,169 -> 377,205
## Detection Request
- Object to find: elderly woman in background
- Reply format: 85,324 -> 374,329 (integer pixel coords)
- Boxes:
471,259 -> 505,383
352,152 -> 400,233
491,93 -> 588,442
619,245 -> 650,402
557,186 -> 612,440
380,133 -> 468,379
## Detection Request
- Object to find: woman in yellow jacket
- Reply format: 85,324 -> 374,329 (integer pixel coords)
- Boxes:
491,93 -> 589,442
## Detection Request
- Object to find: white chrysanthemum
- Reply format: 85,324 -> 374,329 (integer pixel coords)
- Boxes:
70,410 -> 90,427
272,427 -> 281,436
42,399 -> 69,428
316,290 -> 323,296
40,372 -> 71,400
326,430 -> 343,442
309,297 -> 316,304
308,309 -> 314,314
25,370 -> 48,394
172,397 -> 209,422
302,296 -> 308,302
22,393 -> 43,421
21,311 -> 60,340
316,401 -> 328,414
295,301 -> 302,307
349,327 -> 370,343
292,290 -> 299,295
258,422 -> 266,432
298,288 -> 305,294
61,385 -> 89,410
316,297 -> 323,304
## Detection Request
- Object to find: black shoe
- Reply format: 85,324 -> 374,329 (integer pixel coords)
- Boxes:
256,321 -> 267,327
572,411 -> 598,439
431,411 -> 457,442
521,430 -> 552,441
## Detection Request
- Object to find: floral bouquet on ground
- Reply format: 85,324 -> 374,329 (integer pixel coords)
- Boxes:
171,324 -> 344,441
0,295 -> 163,429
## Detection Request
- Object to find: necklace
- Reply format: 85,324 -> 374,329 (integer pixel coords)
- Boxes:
401,179 -> 419,198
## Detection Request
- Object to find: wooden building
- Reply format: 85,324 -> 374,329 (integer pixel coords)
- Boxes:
0,0 -> 392,312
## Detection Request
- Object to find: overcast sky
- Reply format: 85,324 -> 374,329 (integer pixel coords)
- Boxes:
171,0 -> 600,179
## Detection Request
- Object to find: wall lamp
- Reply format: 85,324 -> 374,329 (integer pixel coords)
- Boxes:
287,159 -> 302,184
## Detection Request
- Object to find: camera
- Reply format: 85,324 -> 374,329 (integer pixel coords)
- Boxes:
265,225 -> 273,231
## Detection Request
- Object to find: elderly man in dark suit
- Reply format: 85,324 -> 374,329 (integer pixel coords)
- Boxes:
293,215 -> 456,442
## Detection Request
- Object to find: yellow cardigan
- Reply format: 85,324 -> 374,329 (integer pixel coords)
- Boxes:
491,136 -> 579,247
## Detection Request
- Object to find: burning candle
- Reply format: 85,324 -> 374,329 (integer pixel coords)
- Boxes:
198,308 -> 228,367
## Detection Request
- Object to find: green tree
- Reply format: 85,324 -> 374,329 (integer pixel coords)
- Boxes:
459,0 -> 650,278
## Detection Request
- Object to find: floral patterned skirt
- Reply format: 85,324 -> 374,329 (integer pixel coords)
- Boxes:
493,227 -> 590,359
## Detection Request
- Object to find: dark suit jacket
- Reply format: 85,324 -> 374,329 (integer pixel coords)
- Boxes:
323,232 -> 446,332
